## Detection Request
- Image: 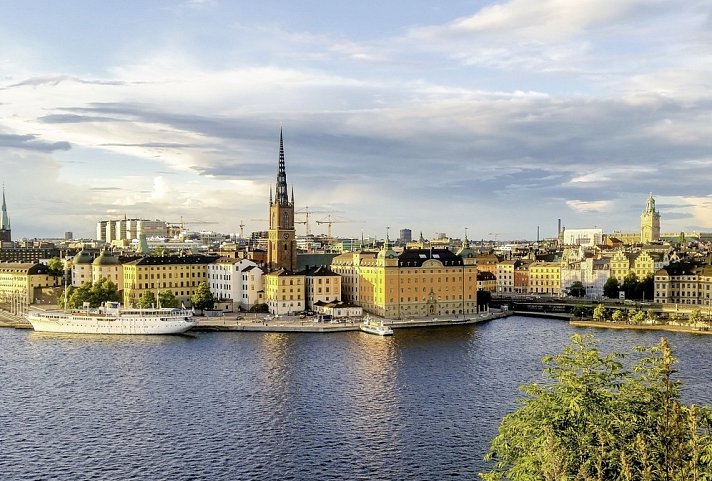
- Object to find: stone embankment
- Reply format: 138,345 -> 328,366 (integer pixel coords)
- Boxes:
191,311 -> 510,333
570,319 -> 712,335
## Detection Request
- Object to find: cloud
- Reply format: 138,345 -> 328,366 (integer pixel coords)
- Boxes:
0,133 -> 71,152
566,200 -> 614,213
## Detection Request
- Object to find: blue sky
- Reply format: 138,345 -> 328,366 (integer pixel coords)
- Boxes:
1,0 -> 711,241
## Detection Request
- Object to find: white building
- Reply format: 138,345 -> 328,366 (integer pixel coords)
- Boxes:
563,228 -> 603,247
560,257 -> 610,299
207,258 -> 264,311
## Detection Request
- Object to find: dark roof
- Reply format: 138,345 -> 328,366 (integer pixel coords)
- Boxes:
301,265 -> 339,276
659,262 -> 702,276
0,262 -> 52,275
125,255 -> 218,266
397,248 -> 464,267
267,267 -> 302,276
477,271 -> 496,281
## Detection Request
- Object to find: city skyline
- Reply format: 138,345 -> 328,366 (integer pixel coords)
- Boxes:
1,1 -> 711,240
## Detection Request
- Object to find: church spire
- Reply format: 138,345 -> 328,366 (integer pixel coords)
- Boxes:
275,128 -> 289,206
1,185 -> 10,230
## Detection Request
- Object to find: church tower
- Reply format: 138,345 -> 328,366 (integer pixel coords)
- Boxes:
0,185 -> 11,242
267,129 -> 297,271
640,192 -> 661,244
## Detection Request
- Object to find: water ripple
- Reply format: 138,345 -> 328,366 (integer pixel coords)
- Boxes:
1,317 -> 710,480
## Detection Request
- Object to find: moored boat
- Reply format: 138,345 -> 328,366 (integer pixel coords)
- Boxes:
359,316 -> 393,336
27,302 -> 195,335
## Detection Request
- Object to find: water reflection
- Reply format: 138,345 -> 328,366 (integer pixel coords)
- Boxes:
1,316 -> 710,480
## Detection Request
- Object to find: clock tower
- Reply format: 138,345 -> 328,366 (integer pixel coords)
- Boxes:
267,129 -> 297,271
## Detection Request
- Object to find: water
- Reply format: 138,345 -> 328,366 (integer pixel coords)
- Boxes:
1,316 -> 711,481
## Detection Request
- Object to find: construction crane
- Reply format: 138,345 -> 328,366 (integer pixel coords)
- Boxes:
316,215 -> 354,239
295,206 -> 330,236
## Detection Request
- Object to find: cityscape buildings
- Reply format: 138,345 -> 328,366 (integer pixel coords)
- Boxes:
2,159 -> 712,317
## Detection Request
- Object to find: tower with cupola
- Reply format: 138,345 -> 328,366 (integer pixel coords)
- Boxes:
267,129 -> 297,271
640,192 -> 661,244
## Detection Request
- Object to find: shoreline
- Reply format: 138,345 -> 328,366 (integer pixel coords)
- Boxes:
191,311 -> 510,333
570,319 -> 712,335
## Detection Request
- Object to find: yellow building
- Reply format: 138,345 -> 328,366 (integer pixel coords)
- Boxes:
610,249 -> 666,282
303,265 -> 341,309
263,268 -> 305,315
528,262 -> 561,296
91,249 -> 123,290
122,255 -> 216,307
331,238 -> 478,319
654,263 -> 712,306
0,262 -> 60,308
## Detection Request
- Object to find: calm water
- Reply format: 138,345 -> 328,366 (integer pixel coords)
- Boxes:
2,316 -> 711,481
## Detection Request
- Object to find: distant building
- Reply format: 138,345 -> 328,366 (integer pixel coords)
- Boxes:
562,228 -> 603,247
0,262 -> 60,305
122,255 -> 217,307
654,263 -> 712,306
528,262 -> 562,296
399,229 -> 412,244
96,218 -> 168,243
207,258 -> 264,312
302,265 -> 341,310
64,232 -> 73,241
331,236 -> 478,319
640,193 -> 661,244
263,268 -> 305,315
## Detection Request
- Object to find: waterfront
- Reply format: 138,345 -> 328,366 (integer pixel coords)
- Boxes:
1,316 -> 711,481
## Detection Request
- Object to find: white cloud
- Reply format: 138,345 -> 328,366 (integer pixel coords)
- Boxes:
566,200 -> 613,213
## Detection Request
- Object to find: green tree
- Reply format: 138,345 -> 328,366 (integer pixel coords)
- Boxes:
639,274 -> 655,301
480,335 -> 712,480
603,277 -> 620,299
191,282 -> 215,310
568,281 -> 586,298
689,309 -> 702,327
66,278 -> 120,308
631,310 -> 647,325
47,257 -> 65,277
593,303 -> 607,321
136,291 -> 156,308
623,273 -> 640,300
612,309 -> 626,323
158,290 -> 180,308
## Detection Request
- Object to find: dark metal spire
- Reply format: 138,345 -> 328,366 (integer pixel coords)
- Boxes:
0,184 -> 9,230
275,128 -> 289,206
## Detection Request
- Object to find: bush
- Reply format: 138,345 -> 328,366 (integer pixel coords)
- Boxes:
480,334 -> 712,480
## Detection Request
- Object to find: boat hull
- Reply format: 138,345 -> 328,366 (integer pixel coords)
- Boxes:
27,310 -> 195,335
359,324 -> 394,336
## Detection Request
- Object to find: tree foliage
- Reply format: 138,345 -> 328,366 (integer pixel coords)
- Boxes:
568,281 -> 586,298
480,334 -> 712,480
191,282 -> 215,310
65,278 -> 121,309
158,290 -> 180,308
592,304 -> 607,321
603,277 -> 620,299
47,257 -> 65,277
136,291 -> 156,308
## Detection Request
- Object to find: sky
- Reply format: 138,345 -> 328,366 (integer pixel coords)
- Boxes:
1,0 -> 711,242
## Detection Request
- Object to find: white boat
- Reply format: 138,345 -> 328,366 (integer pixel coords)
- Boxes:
359,316 -> 393,336
27,302 -> 195,335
